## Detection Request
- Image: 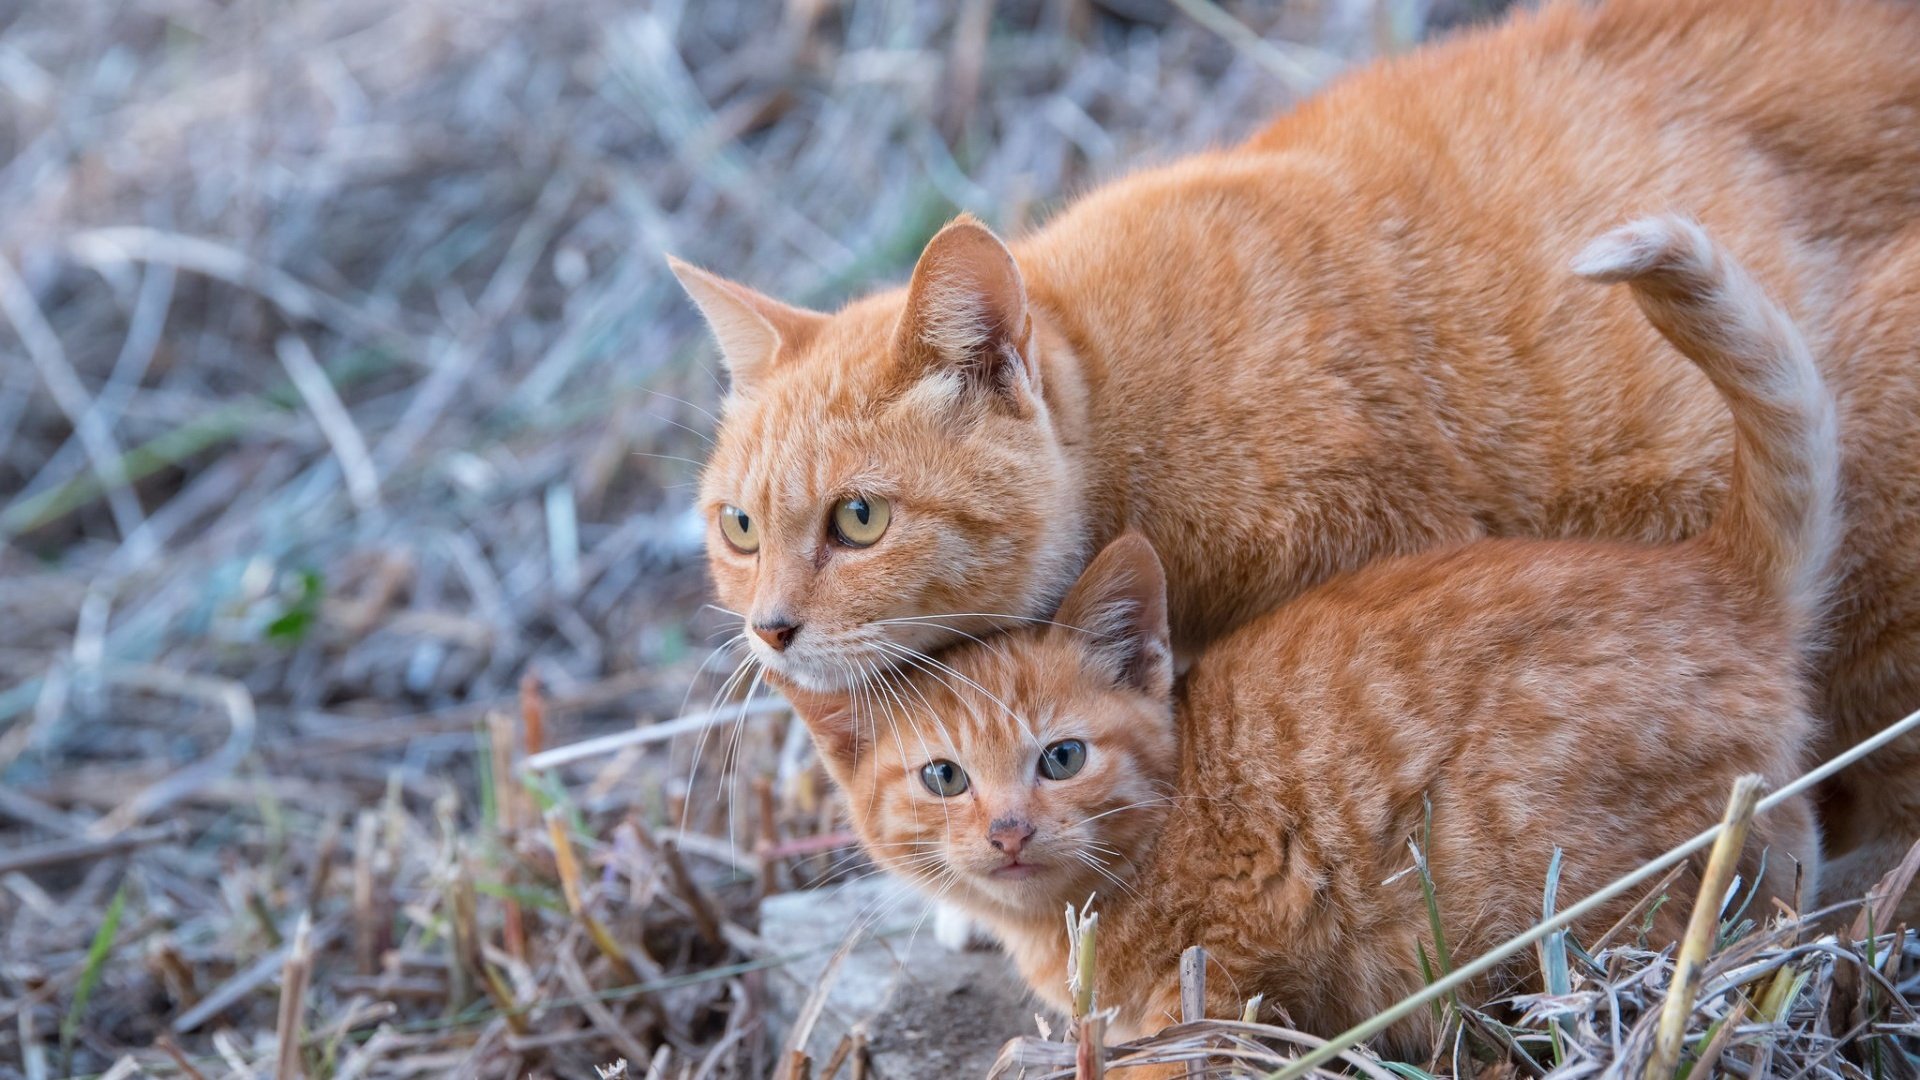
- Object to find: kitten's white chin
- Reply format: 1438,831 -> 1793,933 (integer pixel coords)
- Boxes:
933,902 -> 996,953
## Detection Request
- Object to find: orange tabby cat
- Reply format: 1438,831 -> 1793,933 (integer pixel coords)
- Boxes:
675,0 -> 1920,900
783,217 -> 1829,1056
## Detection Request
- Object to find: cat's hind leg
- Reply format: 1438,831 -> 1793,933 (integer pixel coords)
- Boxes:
1749,789 -> 1822,923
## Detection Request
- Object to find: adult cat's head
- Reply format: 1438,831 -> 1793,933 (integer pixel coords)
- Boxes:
783,533 -> 1177,923
671,216 -> 1086,690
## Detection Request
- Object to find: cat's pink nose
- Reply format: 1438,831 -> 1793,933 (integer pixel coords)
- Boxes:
988,817 -> 1035,859
752,618 -> 799,652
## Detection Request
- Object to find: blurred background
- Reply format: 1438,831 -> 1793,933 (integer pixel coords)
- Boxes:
0,1 -> 1510,1076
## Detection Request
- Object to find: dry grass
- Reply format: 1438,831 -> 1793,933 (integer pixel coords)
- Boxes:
991,913 -> 1920,1080
14,1 -> 1914,1078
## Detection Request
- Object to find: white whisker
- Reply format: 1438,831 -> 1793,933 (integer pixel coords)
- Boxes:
873,612 -> 1104,636
873,638 -> 1026,731
641,387 -> 723,430
1064,794 -> 1191,831
643,409 -> 716,448
631,450 -> 707,469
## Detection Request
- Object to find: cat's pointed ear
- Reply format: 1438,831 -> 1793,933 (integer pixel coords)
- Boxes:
666,255 -> 826,390
1053,532 -> 1173,699
894,215 -> 1039,406
778,681 -> 862,771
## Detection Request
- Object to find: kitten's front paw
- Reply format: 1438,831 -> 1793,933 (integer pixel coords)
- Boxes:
934,903 -> 995,952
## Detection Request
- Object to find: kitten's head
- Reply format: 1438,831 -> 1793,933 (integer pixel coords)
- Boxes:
671,217 -> 1083,690
784,533 -> 1177,923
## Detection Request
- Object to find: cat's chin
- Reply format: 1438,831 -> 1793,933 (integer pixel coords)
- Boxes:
967,868 -> 1072,915
755,651 -> 861,692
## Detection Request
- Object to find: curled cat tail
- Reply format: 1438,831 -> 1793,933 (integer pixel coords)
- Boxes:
1574,216 -> 1840,632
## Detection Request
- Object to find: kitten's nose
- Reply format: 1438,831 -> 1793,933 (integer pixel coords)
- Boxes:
988,817 -> 1036,859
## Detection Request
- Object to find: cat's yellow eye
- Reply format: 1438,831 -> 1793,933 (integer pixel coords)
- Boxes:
1038,739 -> 1086,781
718,505 -> 759,554
831,496 -> 891,547
921,759 -> 969,797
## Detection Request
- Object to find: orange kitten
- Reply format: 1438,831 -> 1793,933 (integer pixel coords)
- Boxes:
784,218 -> 1829,1053
673,0 -> 1920,889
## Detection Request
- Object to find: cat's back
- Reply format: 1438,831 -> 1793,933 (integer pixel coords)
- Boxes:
1184,536 -> 1808,793
1252,0 -> 1920,275
1178,535 -> 1814,923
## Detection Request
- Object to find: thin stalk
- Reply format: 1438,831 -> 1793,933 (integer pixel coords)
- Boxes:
1645,776 -> 1763,1079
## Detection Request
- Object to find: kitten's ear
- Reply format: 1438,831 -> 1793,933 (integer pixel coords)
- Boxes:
894,215 -> 1039,406
1053,532 -> 1173,698
779,682 -> 862,771
666,255 -> 826,390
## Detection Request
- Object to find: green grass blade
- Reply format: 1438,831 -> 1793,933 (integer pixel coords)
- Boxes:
1416,797 -> 1454,978
1416,943 -> 1443,1024
1675,1013 -> 1729,1080
60,884 -> 128,1073
474,723 -> 498,832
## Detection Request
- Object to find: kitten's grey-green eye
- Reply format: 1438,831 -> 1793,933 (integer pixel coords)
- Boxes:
718,505 -> 759,553
921,759 -> 969,797
831,496 -> 891,547
1038,739 -> 1086,781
